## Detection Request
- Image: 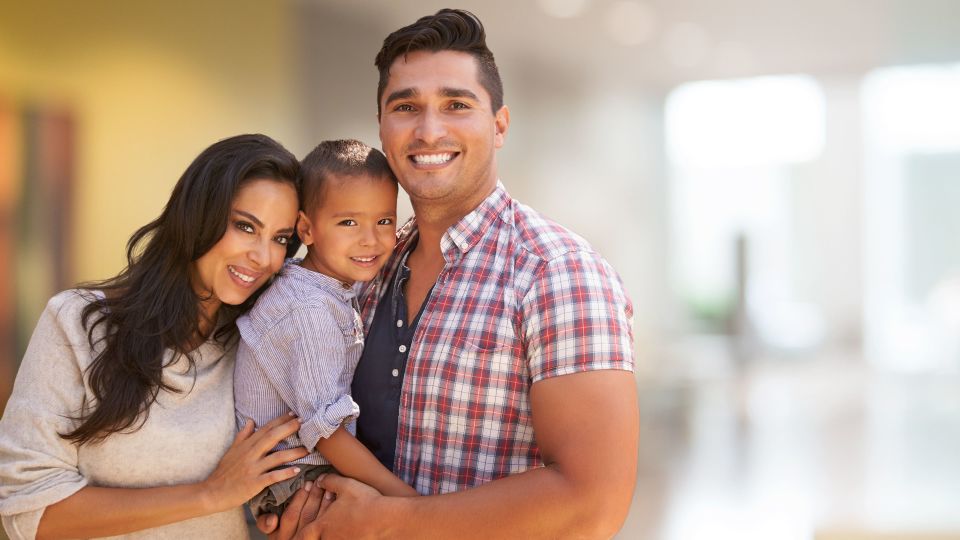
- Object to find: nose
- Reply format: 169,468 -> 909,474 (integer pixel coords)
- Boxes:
358,224 -> 376,247
247,236 -> 270,268
414,108 -> 446,144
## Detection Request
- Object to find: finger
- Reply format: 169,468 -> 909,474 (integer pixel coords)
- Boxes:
263,447 -> 310,469
297,480 -> 326,529
251,416 -> 302,454
319,487 -> 335,514
234,418 -> 255,444
316,471 -> 347,494
258,411 -> 298,431
257,512 -> 278,536
264,466 -> 303,486
276,483 -> 310,540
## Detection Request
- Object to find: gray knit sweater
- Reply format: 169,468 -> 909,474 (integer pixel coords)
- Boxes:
0,290 -> 248,539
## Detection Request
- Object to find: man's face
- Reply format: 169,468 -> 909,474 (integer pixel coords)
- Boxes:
378,50 -> 509,210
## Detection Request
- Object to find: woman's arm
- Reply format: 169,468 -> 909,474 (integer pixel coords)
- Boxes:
314,426 -> 417,497
36,415 -> 307,540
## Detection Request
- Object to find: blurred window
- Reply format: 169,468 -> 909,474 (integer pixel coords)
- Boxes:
665,76 -> 826,349
862,63 -> 960,370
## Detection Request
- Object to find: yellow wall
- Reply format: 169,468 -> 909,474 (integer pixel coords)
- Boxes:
0,0 -> 303,284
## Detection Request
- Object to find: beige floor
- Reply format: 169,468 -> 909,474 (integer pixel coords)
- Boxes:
616,343 -> 960,540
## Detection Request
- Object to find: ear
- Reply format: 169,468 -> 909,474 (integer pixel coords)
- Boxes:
494,105 -> 510,149
296,211 -> 314,246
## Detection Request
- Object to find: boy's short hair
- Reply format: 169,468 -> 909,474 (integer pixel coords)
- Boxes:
299,139 -> 396,214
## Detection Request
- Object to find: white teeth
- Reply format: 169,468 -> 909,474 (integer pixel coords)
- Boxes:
352,256 -> 376,263
228,266 -> 255,283
412,153 -> 453,165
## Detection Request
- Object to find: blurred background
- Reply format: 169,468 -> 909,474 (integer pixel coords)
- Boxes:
2,1 -> 960,539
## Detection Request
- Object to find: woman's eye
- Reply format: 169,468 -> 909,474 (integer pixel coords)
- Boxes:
275,235 -> 291,246
236,221 -> 255,233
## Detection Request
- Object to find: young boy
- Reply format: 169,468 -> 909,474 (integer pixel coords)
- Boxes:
234,139 -> 416,517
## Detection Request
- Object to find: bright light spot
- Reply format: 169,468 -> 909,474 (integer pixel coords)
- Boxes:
604,1 -> 659,46
666,75 -> 825,167
863,63 -> 960,153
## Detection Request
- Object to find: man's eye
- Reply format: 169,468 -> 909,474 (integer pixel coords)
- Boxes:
395,104 -> 415,112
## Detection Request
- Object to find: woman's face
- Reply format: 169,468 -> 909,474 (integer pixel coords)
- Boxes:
192,178 -> 299,318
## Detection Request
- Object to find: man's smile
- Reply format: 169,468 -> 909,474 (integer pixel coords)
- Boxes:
409,152 -> 459,168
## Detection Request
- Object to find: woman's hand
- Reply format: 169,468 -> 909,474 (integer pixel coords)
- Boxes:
200,413 -> 309,513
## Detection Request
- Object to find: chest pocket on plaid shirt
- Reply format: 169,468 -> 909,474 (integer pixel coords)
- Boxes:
445,325 -> 527,398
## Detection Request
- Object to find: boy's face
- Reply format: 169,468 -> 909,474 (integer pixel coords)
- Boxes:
297,174 -> 398,285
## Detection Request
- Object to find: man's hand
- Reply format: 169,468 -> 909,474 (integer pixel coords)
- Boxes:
256,478 -> 335,540
293,473 -> 389,540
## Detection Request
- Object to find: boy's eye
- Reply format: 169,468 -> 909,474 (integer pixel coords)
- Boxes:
235,221 -> 255,233
378,218 -> 394,226
338,219 -> 357,226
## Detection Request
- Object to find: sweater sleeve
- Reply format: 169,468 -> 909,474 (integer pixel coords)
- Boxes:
0,291 -> 92,540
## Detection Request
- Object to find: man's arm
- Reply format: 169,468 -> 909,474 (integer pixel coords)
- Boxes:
302,368 -> 638,539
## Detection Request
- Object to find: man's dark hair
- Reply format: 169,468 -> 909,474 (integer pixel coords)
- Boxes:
300,139 -> 396,214
374,8 -> 503,117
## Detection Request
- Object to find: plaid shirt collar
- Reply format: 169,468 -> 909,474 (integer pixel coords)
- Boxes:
441,181 -> 511,258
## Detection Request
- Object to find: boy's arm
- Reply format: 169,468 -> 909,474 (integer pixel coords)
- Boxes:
258,306 -> 415,497
314,426 -> 417,497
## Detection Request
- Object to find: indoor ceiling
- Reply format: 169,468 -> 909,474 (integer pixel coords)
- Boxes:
308,0 -> 960,86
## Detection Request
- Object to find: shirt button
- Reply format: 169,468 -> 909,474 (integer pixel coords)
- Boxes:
396,319 -> 403,328
398,344 -> 407,353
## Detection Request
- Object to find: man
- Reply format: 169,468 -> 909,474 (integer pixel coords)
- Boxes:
263,9 -> 638,538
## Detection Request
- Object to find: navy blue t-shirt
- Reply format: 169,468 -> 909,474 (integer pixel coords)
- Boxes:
352,261 -> 430,471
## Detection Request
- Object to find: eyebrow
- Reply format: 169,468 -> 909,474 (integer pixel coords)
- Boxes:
441,87 -> 479,101
385,87 -> 418,105
233,209 -> 295,234
384,87 -> 480,105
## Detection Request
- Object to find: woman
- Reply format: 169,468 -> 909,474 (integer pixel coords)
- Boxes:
0,134 -> 308,539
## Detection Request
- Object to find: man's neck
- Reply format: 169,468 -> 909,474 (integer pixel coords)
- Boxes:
410,179 -> 498,250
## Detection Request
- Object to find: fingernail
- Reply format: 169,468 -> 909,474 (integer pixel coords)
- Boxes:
324,491 -> 334,500
293,467 -> 301,474
304,481 -> 312,492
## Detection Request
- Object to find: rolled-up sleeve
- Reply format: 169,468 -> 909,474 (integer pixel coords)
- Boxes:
254,307 -> 360,453
0,292 -> 91,540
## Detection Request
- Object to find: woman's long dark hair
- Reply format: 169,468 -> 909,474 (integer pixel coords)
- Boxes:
62,134 -> 301,445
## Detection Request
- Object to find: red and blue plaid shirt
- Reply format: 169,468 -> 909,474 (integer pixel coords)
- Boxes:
359,182 -> 634,494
